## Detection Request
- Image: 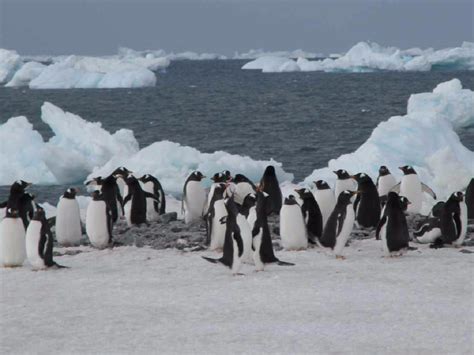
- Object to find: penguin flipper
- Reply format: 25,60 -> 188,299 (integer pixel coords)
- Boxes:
47,216 -> 56,229
277,260 -> 295,266
375,215 -> 387,240
430,237 -> 445,249
421,183 -> 437,200
202,256 -> 220,264
390,183 -> 401,194
145,192 -> 159,201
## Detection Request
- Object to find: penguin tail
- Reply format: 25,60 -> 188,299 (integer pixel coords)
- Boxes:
277,260 -> 295,266
53,262 -> 69,269
430,237 -> 445,249
202,256 -> 220,264
407,246 -> 418,251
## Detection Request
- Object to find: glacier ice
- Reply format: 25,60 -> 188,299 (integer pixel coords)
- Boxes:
242,56 -> 300,73
5,61 -> 46,87
0,49 -> 23,84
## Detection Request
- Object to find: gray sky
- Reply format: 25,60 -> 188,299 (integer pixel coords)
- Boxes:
0,0 -> 472,56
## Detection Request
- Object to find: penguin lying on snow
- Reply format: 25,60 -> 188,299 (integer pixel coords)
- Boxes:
279,195 -> 307,251
295,188 -> 323,244
413,202 -> 444,244
0,207 -> 26,267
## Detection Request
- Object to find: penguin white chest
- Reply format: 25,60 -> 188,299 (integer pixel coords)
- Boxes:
400,175 -> 422,213
234,183 -> 255,205
378,175 -> 397,197
86,201 -> 110,249
333,205 -> 355,257
56,197 -> 82,246
25,220 -> 45,269
209,199 -> 227,250
454,201 -> 468,246
184,181 -> 206,223
231,236 -> 242,275
236,214 -> 253,263
143,181 -> 159,222
252,228 -> 264,271
0,217 -> 26,267
247,207 -> 257,229
313,189 -> 336,227
280,205 -> 308,250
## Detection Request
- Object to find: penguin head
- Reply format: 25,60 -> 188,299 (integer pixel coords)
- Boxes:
294,188 -> 312,200
338,190 -> 357,205
139,174 -> 156,183
262,165 -> 276,178
222,170 -> 232,182
242,193 -> 256,209
32,206 -> 46,221
91,190 -> 102,200
113,166 -> 132,178
211,172 -> 226,183
85,177 -> 103,186
5,208 -> 19,218
398,196 -> 411,211
378,166 -> 391,176
333,169 -> 350,179
352,173 -> 372,185
451,191 -> 464,202
125,175 -> 140,187
189,171 -> 205,181
233,174 -> 248,184
314,180 -> 330,190
64,187 -> 77,198
11,180 -> 32,193
399,165 -> 416,175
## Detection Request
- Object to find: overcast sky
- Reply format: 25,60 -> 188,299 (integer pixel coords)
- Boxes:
0,0 -> 472,56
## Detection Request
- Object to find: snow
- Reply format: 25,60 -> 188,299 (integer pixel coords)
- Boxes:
304,79 -> 474,212
1,241 -> 472,353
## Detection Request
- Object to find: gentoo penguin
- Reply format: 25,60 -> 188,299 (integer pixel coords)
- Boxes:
202,197 -> 244,275
412,201 -> 443,244
6,180 -> 31,209
18,192 -> 36,228
279,195 -> 308,250
378,195 -> 410,240
56,188 -> 82,247
112,166 -> 132,199
353,173 -> 380,229
86,191 -> 112,249
318,190 -> 357,259
430,201 -> 445,218
252,190 -> 294,271
334,169 -> 357,198
182,171 -> 207,224
376,192 -> 410,257
0,208 -> 26,267
295,188 -> 323,243
391,165 -> 436,214
206,172 -> 228,213
233,174 -> 256,206
139,174 -> 166,221
236,193 -> 255,263
259,165 -> 282,215
312,180 -> 336,228
26,207 -> 66,270
123,176 -> 157,226
466,178 -> 474,220
206,184 -> 228,250
239,193 -> 257,218
376,166 -> 397,199
431,192 -> 467,248
86,174 -> 123,223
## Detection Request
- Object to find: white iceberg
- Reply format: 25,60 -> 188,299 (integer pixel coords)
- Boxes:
242,56 -> 300,73
0,49 -> 22,84
234,49 -> 321,60
5,61 -> 46,87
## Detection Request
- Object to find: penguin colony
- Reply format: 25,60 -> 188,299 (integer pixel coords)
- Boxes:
0,165 -> 472,275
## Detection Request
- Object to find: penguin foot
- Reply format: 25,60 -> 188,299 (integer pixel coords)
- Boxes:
232,273 -> 245,276
335,255 -> 346,260
276,261 -> 295,266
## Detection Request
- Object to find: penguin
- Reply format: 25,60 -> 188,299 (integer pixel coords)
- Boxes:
391,165 -> 436,214
295,188 -> 323,243
206,183 -> 228,250
376,192 -> 410,257
414,217 -> 441,244
431,192 -> 467,248
112,166 -> 132,198
182,171 -> 207,224
123,176 -> 157,226
0,207 -> 26,267
206,171 -> 228,213
333,169 -> 357,198
312,180 -> 336,229
202,197 -> 244,275
376,166 -> 397,198
139,174 -> 166,221
26,207 -> 66,270
236,193 -> 255,263
86,174 -> 123,223
318,190 -> 357,259
252,190 -> 294,271
466,178 -> 474,220
0,201 -> 6,222
239,193 -> 257,218
18,192 -> 36,229
430,201 -> 445,218
6,180 -> 32,209
279,195 -> 308,250
55,188 -> 82,247
259,165 -> 282,215
4,180 -> 33,228
86,191 -> 112,249
378,195 -> 411,240
233,174 -> 256,205
352,173 -> 380,229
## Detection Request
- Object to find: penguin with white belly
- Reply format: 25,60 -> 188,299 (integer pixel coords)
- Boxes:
376,166 -> 397,199
333,169 -> 357,198
295,188 -> 323,244
279,195 -> 308,250
252,190 -> 294,271
259,166 -> 282,215
26,207 -> 66,270
466,178 -> 474,220
112,166 -> 132,200
86,175 -> 123,223
233,174 -> 256,206
182,171 -> 207,224
391,166 -> 436,214
318,190 -> 357,259
312,180 -> 336,229
376,192 -> 410,257
123,176 -> 157,226
431,192 -> 467,248
352,173 -> 380,229
202,197 -> 244,275
236,193 -> 255,263
86,191 -> 112,249
0,208 -> 26,267
206,184 -> 227,250
139,174 -> 166,221
413,202 -> 443,244
56,188 -> 82,247
206,172 -> 228,213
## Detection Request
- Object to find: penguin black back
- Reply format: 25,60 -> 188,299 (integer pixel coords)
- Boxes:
239,193 -> 256,218
7,180 -> 31,209
139,174 -> 166,215
18,192 -> 35,228
220,197 -> 244,267
33,207 -> 66,268
320,190 -> 354,249
259,165 -> 282,215
295,188 -> 323,240
234,174 -> 257,190
353,173 -> 380,228
123,176 -> 154,225
205,183 -> 226,245
253,190 -> 278,263
466,178 -> 474,219
377,192 -> 409,252
437,192 -> 463,246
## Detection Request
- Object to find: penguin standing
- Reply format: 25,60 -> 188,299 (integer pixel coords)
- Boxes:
259,165 -> 282,215
123,176 -> 157,226
466,178 -> 474,220
333,169 -> 357,198
206,184 -> 228,250
353,173 -> 380,229
202,197 -> 244,275
318,190 -> 357,259
139,174 -> 166,221
376,192 -> 410,257
376,166 -> 397,199
26,207 -> 66,269
0,208 -> 26,267
86,191 -> 112,249
6,180 -> 31,209
18,192 -> 36,229
312,180 -> 336,229
86,175 -> 123,223
236,193 -> 256,263
112,166 -> 132,199
391,166 -> 436,214
295,188 -> 323,243
252,190 -> 294,271
182,171 -> 207,224
206,172 -> 227,213
233,174 -> 256,206
431,192 -> 468,248
56,188 -> 82,247
279,195 -> 308,250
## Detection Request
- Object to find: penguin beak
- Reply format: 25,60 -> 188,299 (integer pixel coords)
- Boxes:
332,171 -> 338,175
351,191 -> 361,195
350,175 -> 358,181
398,167 -> 404,171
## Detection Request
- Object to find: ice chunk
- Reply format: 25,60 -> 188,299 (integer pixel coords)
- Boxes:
242,56 -> 299,73
5,62 -> 46,87
0,49 -> 23,84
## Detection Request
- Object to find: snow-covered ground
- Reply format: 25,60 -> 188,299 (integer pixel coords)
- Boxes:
1,241 -> 472,354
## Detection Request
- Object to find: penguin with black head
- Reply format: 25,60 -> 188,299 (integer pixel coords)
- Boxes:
18,192 -> 36,229
6,180 -> 31,209
333,169 -> 357,198
56,187 -> 82,247
413,201 -> 444,244
376,166 -> 397,199
112,166 -> 133,198
259,165 -> 282,215
139,174 -> 166,220
352,173 -> 380,229
312,180 -> 336,229
123,175 -> 158,226
465,178 -> 474,220
235,193 -> 255,263
86,174 -> 123,223
206,183 -> 227,250
86,190 -> 113,249
0,207 -> 26,267
182,171 -> 207,224
206,172 -> 227,212
233,174 -> 256,206
279,194 -> 307,250
431,192 -> 467,248
295,188 -> 323,244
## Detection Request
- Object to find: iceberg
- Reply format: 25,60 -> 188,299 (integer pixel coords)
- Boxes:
0,49 -> 22,84
5,62 -> 46,87
303,79 -> 474,210
242,56 -> 300,73
234,49 -> 321,60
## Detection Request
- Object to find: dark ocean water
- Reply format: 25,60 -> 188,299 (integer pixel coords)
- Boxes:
1,60 -> 473,203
